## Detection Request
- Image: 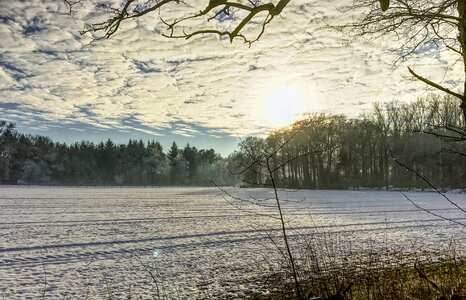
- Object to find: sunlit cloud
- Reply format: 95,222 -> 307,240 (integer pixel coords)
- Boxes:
0,0 -> 460,151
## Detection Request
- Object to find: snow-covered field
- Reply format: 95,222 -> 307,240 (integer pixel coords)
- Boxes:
0,187 -> 465,299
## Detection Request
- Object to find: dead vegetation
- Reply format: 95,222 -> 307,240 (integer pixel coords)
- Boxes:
250,235 -> 466,300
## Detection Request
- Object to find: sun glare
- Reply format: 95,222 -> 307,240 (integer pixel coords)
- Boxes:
264,87 -> 304,127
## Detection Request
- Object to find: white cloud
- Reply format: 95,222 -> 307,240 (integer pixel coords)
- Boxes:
0,0 -> 461,140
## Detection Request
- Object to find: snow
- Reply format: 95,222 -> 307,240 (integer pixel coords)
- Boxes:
0,187 -> 465,299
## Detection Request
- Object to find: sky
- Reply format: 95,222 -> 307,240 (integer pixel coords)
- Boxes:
0,0 -> 462,156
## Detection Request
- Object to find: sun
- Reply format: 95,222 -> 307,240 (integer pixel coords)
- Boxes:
264,87 -> 304,127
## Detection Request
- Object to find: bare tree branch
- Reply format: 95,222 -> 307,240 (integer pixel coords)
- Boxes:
71,0 -> 291,44
335,0 -> 466,124
408,67 -> 464,100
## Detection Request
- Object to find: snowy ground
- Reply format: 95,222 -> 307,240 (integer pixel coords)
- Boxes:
0,187 -> 465,299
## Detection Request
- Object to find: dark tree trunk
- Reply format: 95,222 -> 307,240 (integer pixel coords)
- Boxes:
458,0 -> 466,124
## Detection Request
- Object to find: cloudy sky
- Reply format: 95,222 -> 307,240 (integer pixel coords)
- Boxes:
0,0 -> 461,155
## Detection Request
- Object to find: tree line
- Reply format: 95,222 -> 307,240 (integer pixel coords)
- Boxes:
0,123 -> 236,186
235,94 -> 466,190
1,94 -> 465,189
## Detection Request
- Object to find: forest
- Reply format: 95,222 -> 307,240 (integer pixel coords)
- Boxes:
237,94 -> 466,189
1,94 -> 465,189
0,124 -> 237,186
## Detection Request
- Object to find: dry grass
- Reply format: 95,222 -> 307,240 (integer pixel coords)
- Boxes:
250,235 -> 466,300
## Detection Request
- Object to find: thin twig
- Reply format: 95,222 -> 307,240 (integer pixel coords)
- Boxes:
391,151 -> 466,214
42,262 -> 47,300
400,191 -> 466,227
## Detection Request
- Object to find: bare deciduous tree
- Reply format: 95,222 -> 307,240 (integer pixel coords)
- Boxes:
340,0 -> 466,124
